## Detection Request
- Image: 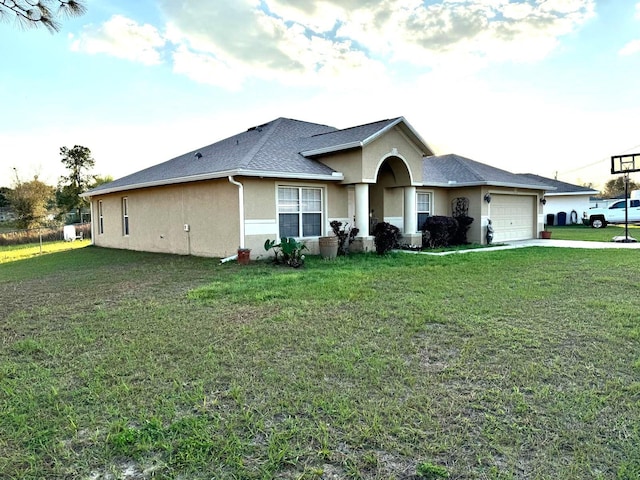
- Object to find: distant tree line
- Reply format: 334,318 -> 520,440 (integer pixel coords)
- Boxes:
600,176 -> 640,199
4,145 -> 112,229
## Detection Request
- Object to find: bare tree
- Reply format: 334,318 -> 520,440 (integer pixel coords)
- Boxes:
0,0 -> 86,33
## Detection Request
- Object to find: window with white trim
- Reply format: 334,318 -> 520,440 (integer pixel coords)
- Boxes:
277,186 -> 322,238
417,192 -> 432,230
98,200 -> 104,235
122,197 -> 129,236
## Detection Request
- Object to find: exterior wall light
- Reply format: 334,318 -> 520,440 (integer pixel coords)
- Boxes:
484,193 -> 491,203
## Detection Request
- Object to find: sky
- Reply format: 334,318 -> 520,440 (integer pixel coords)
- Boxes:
2,0 -> 640,190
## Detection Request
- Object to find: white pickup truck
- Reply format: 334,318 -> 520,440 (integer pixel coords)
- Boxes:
584,199 -> 640,228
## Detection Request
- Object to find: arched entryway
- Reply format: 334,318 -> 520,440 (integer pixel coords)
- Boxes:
368,155 -> 414,234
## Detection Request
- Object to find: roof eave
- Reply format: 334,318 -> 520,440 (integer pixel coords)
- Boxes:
300,142 -> 362,157
421,180 -> 554,190
363,117 -> 435,156
80,169 -> 344,197
300,117 -> 435,158
544,190 -> 600,196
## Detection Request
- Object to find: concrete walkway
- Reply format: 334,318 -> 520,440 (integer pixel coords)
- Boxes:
400,237 -> 640,256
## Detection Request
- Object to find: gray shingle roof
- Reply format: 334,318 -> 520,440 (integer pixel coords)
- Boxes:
423,154 -> 555,190
84,118 -> 341,196
518,174 -> 599,195
299,117 -> 433,156
83,117 -> 431,197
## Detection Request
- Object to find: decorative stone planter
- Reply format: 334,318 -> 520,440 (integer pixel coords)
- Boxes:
318,236 -> 339,259
237,248 -> 251,264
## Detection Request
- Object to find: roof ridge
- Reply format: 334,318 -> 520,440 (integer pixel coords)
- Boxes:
237,118 -> 285,168
309,118 -> 397,138
450,154 -> 485,181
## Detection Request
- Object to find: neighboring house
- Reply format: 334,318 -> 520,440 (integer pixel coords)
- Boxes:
519,174 -> 599,225
81,117 -> 551,258
0,207 -> 15,222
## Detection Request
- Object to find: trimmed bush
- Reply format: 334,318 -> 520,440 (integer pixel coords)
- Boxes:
421,216 -> 458,248
421,215 -> 474,248
373,222 -> 401,255
451,215 -> 474,245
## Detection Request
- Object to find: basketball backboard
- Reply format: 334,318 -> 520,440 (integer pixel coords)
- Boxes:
611,153 -> 640,174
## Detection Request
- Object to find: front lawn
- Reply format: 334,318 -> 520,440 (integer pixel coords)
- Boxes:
0,239 -> 91,264
547,224 -> 640,242
1,247 -> 639,479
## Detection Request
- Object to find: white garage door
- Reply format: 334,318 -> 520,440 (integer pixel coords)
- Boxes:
491,195 -> 536,242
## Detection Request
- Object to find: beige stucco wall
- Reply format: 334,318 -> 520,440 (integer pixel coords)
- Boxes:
242,178 -> 348,257
91,179 -> 239,258
316,126 -> 424,186
431,189 -> 450,216
363,127 -> 425,184
315,150 -> 363,184
91,177 -> 353,259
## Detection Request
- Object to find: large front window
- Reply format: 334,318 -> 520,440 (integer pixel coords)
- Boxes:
417,192 -> 432,230
278,186 -> 322,238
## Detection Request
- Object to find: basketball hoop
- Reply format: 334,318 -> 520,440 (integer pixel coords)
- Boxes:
610,153 -> 640,242
611,153 -> 640,175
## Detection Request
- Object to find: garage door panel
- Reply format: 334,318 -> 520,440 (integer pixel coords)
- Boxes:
491,195 -> 535,242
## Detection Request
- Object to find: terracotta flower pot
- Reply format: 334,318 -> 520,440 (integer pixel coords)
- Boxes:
540,231 -> 552,239
237,248 -> 251,264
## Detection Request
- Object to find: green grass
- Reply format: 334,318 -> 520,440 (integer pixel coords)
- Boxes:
547,224 -> 640,242
1,246 -> 639,479
0,239 -> 91,263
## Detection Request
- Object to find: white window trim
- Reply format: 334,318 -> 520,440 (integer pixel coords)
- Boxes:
416,190 -> 433,229
276,184 -> 326,239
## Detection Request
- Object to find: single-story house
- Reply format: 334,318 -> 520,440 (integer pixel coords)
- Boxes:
81,117 -> 552,258
518,174 -> 600,225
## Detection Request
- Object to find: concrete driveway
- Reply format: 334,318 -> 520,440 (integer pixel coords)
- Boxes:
402,238 -> 640,256
505,238 -> 640,249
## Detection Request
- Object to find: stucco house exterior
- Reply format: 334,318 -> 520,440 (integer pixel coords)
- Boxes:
81,117 -> 551,258
518,174 -> 599,225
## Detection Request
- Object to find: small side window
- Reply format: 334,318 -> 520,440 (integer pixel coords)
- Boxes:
98,200 -> 104,234
122,197 -> 130,236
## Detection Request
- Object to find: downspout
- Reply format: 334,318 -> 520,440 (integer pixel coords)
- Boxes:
227,176 -> 245,248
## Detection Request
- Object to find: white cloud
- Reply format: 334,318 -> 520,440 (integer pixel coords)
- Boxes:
619,39 -> 640,56
333,0 -> 595,70
171,45 -> 245,90
618,3 -> 640,56
71,1 -> 595,87
158,1 -> 390,90
70,15 -> 166,66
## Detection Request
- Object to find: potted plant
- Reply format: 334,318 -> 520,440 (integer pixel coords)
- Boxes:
318,235 -> 339,259
264,238 -> 307,267
237,247 -> 251,264
540,226 -> 552,239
